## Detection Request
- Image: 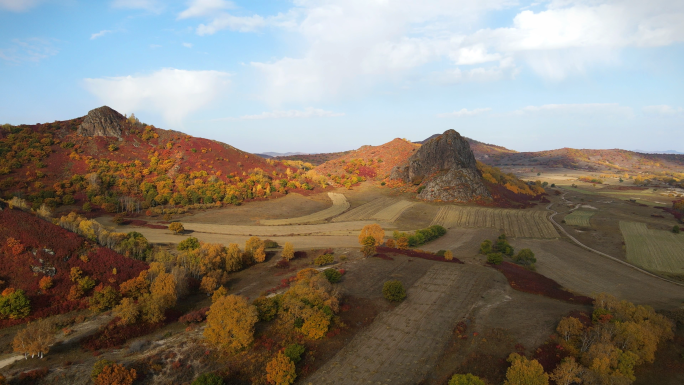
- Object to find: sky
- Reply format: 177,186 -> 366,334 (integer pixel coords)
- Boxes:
1,0 -> 683,154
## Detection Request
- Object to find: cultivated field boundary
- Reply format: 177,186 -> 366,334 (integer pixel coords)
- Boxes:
547,191 -> 684,288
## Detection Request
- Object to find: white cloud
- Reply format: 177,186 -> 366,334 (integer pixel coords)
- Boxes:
437,108 -> 492,118
196,13 -> 266,34
643,105 -> 683,115
0,38 -> 58,63
182,42 -> 193,48
83,68 -> 231,124
0,0 -> 41,12
238,107 -> 344,120
111,0 -> 163,13
514,103 -> 634,117
90,30 -> 113,40
178,0 -> 234,19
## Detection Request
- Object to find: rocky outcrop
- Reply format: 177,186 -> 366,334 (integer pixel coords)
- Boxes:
390,129 -> 491,202
77,106 -> 125,138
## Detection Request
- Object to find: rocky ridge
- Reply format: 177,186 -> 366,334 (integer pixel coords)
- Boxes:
390,129 -> 491,202
77,106 -> 126,138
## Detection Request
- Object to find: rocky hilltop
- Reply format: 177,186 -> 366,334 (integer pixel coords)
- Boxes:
390,129 -> 491,202
77,106 -> 125,138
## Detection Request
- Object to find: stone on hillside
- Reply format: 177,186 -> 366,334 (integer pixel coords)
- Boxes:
77,106 -> 125,138
390,129 -> 491,202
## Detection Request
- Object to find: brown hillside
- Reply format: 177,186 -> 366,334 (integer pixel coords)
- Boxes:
315,138 -> 420,179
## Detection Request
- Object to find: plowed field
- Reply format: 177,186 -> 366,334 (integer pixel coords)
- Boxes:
431,206 -> 558,238
564,210 -> 596,227
259,192 -> 350,225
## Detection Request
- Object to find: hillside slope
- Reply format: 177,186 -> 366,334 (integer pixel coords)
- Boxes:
0,106 -> 329,213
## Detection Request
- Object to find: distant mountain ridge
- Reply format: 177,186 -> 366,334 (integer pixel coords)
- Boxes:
633,150 -> 684,155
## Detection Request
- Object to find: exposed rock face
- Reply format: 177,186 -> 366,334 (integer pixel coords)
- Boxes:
390,129 -> 491,202
77,106 -> 125,138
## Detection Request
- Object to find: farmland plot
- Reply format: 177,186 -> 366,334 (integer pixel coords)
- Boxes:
564,210 -> 596,227
305,264 -> 498,385
259,192 -> 350,225
619,221 -> 684,274
332,197 -> 396,222
371,200 -> 416,222
431,206 -> 558,238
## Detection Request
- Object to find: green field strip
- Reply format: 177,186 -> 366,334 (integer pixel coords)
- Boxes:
620,221 -> 684,274
564,210 -> 596,227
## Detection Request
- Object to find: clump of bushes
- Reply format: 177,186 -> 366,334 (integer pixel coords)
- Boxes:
314,254 -> 334,266
392,225 -> 446,247
383,280 -> 406,302
486,252 -> 503,265
323,268 -> 342,283
284,343 -> 305,363
264,239 -> 279,248
253,297 -> 278,321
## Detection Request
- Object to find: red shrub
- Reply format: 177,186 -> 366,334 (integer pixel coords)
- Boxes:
179,307 -> 209,324
81,319 -> 164,351
376,247 -> 464,264
490,262 -> 593,305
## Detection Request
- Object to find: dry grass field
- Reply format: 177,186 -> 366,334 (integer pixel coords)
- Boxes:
259,192 -> 350,225
620,221 -> 684,274
564,210 -> 596,227
332,197 -> 416,222
430,206 -> 558,238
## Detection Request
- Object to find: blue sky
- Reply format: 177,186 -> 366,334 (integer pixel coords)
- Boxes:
1,0 -> 683,153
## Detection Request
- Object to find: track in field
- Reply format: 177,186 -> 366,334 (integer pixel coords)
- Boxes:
259,193 -> 349,225
430,206 -> 558,238
304,264 -> 497,385
564,210 -> 596,227
332,198 -> 415,223
620,221 -> 684,274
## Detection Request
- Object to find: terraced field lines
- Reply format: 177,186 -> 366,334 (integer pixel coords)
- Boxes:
430,206 -> 558,239
372,200 -> 416,222
564,210 -> 596,227
260,193 -> 350,225
332,197 -> 395,222
620,221 -> 684,274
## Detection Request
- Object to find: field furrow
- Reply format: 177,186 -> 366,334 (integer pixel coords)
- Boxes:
260,193 -> 350,225
620,221 -> 684,274
429,206 -> 558,238
372,200 -> 416,222
332,197 -> 395,222
564,210 -> 596,227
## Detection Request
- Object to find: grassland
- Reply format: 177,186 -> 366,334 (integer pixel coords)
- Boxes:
619,221 -> 684,274
260,192 -> 350,225
430,206 -> 558,238
564,210 -> 596,227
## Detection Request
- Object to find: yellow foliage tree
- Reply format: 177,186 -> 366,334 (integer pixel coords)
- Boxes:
396,236 -> 409,250
113,298 -> 139,325
168,222 -> 184,234
557,317 -> 583,342
204,295 -> 258,352
282,242 -> 294,261
94,362 -> 137,385
150,272 -> 177,309
212,286 -> 228,303
504,353 -> 549,385
254,245 -> 266,263
224,243 -> 243,272
12,319 -> 54,359
550,357 -> 583,385
358,224 -> 384,246
444,250 -> 453,261
265,353 -> 297,385
200,276 -> 218,295
301,308 -> 331,339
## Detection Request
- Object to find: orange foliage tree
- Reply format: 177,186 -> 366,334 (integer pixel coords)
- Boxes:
94,362 -> 137,385
265,352 -> 296,385
358,224 -> 384,246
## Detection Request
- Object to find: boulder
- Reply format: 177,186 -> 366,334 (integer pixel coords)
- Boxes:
390,129 -> 491,202
77,106 -> 125,138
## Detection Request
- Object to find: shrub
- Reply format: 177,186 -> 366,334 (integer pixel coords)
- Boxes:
168,222 -> 184,234
436,250 -> 447,256
323,268 -> 342,283
385,239 -> 395,248
449,373 -> 486,385
383,280 -> 406,302
204,295 -> 258,352
314,253 -> 334,266
487,252 -> 503,265
253,297 -> 278,321
264,239 -> 279,248
91,359 -> 115,381
674,225 -> 681,234
444,250 -> 454,261
178,237 -> 200,251
0,288 -> 31,319
275,260 -> 290,269
192,373 -> 224,385
90,286 -> 122,312
95,362 -> 137,385
39,276 -> 53,291
361,236 -> 376,257
284,343 -> 306,363
179,307 -> 209,324
83,202 -> 92,212
479,240 -> 492,254
513,248 -> 536,267
396,236 -> 409,249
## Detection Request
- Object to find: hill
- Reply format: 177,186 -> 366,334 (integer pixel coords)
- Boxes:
0,207 -> 148,328
0,106 -> 331,214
